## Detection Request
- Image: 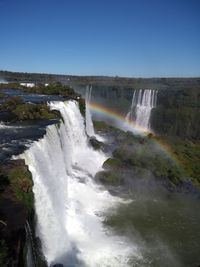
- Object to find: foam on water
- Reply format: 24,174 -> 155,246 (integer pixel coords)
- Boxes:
19,101 -> 141,266
85,85 -> 95,137
0,122 -> 25,129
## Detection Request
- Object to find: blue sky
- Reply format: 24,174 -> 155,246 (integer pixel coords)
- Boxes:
0,0 -> 199,77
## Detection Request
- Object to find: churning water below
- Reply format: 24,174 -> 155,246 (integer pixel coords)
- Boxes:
16,100 -> 200,267
19,101 -> 139,267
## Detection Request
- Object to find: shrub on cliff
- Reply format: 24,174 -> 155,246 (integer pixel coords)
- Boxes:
13,103 -> 58,120
96,131 -> 187,189
0,96 -> 59,121
8,165 -> 34,213
78,98 -> 85,116
0,96 -> 24,111
0,240 -> 8,266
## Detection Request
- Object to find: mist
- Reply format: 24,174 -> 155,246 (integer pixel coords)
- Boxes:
0,78 -> 8,84
103,173 -> 200,267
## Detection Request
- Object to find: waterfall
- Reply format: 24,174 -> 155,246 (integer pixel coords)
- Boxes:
127,89 -> 158,130
25,221 -> 37,267
0,78 -> 8,84
19,101 -> 139,267
85,85 -> 95,137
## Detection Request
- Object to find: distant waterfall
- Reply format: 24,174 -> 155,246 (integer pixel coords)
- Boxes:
85,85 -> 95,136
19,101 -> 138,267
127,89 -> 158,130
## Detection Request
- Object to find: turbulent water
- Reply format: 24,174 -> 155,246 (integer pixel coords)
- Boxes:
8,96 -> 200,267
0,122 -> 23,129
19,101 -> 138,267
127,89 -> 157,129
85,86 -> 95,137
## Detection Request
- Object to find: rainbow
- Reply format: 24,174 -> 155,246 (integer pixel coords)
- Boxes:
89,102 -> 151,134
88,101 -> 180,166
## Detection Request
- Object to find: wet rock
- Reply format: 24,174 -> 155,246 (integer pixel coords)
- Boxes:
0,159 -> 34,266
95,170 -> 124,186
103,157 -> 122,170
89,136 -> 103,150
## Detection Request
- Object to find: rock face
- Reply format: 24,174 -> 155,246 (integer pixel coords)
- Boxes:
0,160 -> 34,266
150,87 -> 200,139
74,79 -> 200,139
89,136 -> 103,150
94,128 -> 200,193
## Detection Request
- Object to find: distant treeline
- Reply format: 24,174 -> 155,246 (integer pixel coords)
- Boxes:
0,70 -> 200,90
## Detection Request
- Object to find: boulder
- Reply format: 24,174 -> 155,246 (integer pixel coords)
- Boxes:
89,136 -> 103,150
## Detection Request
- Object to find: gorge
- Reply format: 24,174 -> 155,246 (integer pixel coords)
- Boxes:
0,77 -> 200,267
19,101 -> 138,267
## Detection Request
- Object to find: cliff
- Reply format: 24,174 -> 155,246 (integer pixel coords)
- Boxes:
151,87 -> 200,139
0,160 -> 33,266
74,82 -> 200,140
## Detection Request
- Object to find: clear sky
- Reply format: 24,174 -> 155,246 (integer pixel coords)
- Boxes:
0,0 -> 199,77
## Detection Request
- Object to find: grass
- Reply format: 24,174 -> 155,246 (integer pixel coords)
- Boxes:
154,136 -> 200,189
8,166 -> 34,213
94,120 -> 200,190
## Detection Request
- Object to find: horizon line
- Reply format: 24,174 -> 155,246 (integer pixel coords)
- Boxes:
0,69 -> 200,79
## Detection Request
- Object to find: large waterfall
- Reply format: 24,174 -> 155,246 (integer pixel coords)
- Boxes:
85,86 -> 95,137
19,101 -> 139,267
127,89 -> 157,130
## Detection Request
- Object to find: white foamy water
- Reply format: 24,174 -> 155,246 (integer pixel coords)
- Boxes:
127,89 -> 158,130
85,85 -> 95,137
0,78 -> 8,84
18,101 -> 140,266
85,86 -> 105,142
0,122 -> 24,129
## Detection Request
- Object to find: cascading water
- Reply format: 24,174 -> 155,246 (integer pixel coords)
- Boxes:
85,85 -> 95,137
126,89 -> 158,130
19,101 -> 140,266
25,221 -> 37,267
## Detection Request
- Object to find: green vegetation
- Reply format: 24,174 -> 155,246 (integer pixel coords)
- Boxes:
0,70 -> 57,83
1,70 -> 200,89
95,122 -> 200,190
154,136 -> 200,189
0,95 -> 24,109
13,103 -> 59,120
0,82 -> 24,90
21,82 -> 78,98
103,158 -> 122,169
78,98 -> 86,116
93,120 -> 118,132
0,160 -> 34,266
0,71 -> 199,265
8,166 -> 34,213
1,70 -> 199,139
151,87 -> 200,139
0,82 -> 85,121
0,240 -> 8,266
0,92 -> 4,98
111,138 -> 183,183
0,96 -> 60,121
96,170 -> 124,185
